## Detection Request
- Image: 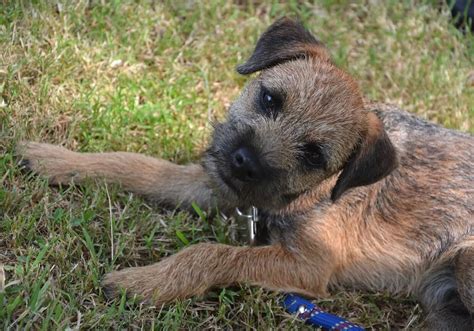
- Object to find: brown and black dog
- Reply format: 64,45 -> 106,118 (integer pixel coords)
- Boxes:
18,18 -> 473,330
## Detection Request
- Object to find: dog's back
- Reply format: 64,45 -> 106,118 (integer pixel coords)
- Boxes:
378,104 -> 473,251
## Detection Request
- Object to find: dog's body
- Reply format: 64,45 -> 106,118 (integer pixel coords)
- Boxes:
18,19 -> 473,330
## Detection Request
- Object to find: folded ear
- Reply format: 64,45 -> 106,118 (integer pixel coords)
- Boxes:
331,112 -> 398,201
237,17 -> 330,75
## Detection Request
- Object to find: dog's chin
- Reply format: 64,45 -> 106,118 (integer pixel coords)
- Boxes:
212,170 -> 302,211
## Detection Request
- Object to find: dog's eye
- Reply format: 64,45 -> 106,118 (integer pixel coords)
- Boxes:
262,91 -> 274,110
259,86 -> 281,118
300,143 -> 327,169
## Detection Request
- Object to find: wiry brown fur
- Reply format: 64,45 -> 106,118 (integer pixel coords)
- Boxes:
17,18 -> 473,330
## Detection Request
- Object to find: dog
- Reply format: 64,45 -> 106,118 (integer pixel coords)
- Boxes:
17,18 -> 473,330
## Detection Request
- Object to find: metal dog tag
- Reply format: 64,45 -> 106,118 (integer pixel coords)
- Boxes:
235,206 -> 259,246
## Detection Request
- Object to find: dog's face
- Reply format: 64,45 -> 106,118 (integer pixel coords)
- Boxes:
204,18 -> 397,211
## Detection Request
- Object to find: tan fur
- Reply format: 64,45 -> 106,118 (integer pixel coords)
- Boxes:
17,142 -> 224,210
17,18 -> 473,330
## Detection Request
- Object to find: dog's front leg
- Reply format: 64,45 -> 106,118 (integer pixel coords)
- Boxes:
102,243 -> 332,305
17,142 -> 230,211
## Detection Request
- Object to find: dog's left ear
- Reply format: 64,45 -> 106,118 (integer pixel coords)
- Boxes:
331,112 -> 398,201
237,17 -> 330,75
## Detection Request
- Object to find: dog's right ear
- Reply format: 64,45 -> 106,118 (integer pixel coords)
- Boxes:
237,17 -> 330,75
331,112 -> 398,201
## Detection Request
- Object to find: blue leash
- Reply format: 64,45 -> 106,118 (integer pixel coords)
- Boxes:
282,294 -> 366,330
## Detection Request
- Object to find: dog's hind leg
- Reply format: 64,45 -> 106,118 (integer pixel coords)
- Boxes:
454,242 -> 474,323
418,246 -> 473,331
16,142 -> 229,211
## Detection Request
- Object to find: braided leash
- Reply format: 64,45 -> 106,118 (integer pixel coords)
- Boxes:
283,294 -> 365,330
235,207 -> 366,330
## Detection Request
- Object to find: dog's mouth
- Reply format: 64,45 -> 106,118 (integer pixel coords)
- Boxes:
205,148 -> 304,209
216,168 -> 240,195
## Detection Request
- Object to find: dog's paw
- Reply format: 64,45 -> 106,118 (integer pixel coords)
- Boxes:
16,142 -> 81,184
101,253 -> 212,306
101,267 -> 171,305
101,273 -> 123,301
101,269 -> 140,301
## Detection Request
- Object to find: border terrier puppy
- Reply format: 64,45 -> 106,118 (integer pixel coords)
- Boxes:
18,18 -> 473,330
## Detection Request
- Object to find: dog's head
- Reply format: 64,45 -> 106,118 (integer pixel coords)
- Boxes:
204,18 -> 398,211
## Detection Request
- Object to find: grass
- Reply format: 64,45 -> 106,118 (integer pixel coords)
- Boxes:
0,0 -> 473,329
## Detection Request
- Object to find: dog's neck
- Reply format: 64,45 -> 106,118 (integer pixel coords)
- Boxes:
274,174 -> 339,216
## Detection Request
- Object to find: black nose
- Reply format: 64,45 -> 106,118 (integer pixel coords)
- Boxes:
230,147 -> 263,182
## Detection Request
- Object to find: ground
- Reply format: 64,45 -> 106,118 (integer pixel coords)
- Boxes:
0,1 -> 473,329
